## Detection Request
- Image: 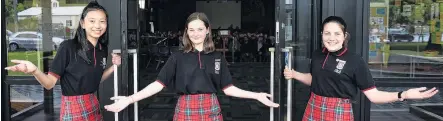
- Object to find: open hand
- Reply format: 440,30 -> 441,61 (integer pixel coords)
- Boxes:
254,92 -> 279,108
404,87 -> 439,100
112,53 -> 121,66
104,96 -> 132,112
5,60 -> 38,74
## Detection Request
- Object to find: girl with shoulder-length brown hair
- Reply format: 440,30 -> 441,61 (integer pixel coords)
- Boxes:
182,12 -> 215,54
105,12 -> 279,121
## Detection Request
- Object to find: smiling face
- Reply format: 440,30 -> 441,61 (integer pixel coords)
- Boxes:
81,10 -> 107,41
186,19 -> 209,45
322,22 -> 346,52
182,12 -> 215,53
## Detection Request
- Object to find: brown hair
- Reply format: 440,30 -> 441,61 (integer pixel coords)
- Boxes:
182,12 -> 215,53
322,16 -> 350,47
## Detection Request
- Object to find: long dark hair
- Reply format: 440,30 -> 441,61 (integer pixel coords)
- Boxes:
73,1 -> 109,64
182,12 -> 215,53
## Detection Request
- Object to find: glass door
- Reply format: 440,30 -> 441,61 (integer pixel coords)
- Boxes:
274,0 -> 321,120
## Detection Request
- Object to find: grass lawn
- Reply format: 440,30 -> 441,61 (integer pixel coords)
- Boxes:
6,51 -> 56,76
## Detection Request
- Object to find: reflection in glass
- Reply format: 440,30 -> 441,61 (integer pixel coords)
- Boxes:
9,85 -> 44,113
369,0 -> 443,78
5,0 -> 88,119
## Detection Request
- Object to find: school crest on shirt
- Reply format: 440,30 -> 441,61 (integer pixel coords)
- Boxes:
334,59 -> 346,74
215,59 -> 221,74
101,58 -> 106,69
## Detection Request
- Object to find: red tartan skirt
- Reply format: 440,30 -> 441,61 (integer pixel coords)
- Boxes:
173,93 -> 223,121
302,92 -> 354,121
60,93 -> 102,121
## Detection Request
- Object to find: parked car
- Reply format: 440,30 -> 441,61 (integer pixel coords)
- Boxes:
6,30 -> 13,36
8,31 -> 64,51
388,28 -> 414,42
6,30 -> 12,51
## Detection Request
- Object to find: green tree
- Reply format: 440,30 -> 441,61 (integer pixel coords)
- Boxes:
5,0 -> 26,32
389,6 -> 401,27
422,0 -> 434,24
7,17 -> 40,32
18,17 -> 40,31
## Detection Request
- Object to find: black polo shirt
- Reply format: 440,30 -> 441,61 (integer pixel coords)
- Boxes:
49,39 -> 108,96
156,50 -> 233,94
310,47 -> 376,99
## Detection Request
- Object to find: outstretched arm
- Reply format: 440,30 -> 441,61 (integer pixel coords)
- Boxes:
363,87 -> 438,104
6,60 -> 58,90
223,85 -> 279,108
104,81 -> 164,112
355,58 -> 439,104
105,53 -> 177,113
6,42 -> 70,90
129,81 -> 164,103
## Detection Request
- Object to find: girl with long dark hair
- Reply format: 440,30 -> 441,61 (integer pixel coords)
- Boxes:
6,2 -> 120,120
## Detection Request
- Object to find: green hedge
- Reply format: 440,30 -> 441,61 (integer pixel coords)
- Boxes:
389,43 -> 431,51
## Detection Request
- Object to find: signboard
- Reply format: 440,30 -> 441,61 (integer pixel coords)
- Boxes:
403,5 -> 412,16
376,8 -> 386,15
